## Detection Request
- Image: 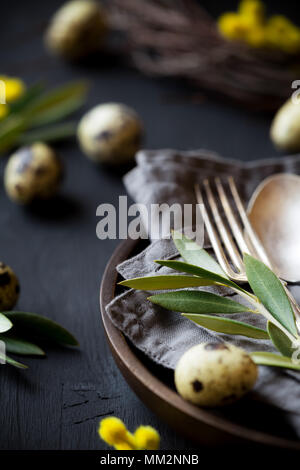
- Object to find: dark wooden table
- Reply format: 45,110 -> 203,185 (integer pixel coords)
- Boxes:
0,0 -> 296,451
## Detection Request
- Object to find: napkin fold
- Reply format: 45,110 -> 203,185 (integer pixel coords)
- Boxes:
106,149 -> 300,439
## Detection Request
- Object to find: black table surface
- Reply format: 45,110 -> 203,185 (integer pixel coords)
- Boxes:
0,0 -> 297,452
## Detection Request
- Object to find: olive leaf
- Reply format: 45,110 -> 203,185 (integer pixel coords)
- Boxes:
183,313 -> 269,339
29,95 -> 85,128
0,312 -> 13,333
18,122 -> 77,145
25,81 -> 88,122
9,83 -> 44,115
0,334 -> 45,356
119,275 -> 216,290
244,254 -> 297,336
267,322 -> 294,358
123,232 -> 300,371
0,81 -> 88,154
2,311 -> 79,347
0,351 -> 28,369
0,115 -> 29,153
251,351 -> 300,371
172,231 -> 227,277
148,290 -> 253,314
155,259 -> 249,295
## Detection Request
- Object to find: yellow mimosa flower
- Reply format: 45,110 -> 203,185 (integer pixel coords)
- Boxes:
134,425 -> 160,450
239,0 -> 265,25
246,26 -> 266,47
218,13 -> 250,41
98,416 -> 160,450
218,1 -> 300,53
98,417 -> 136,448
0,76 -> 26,103
266,16 -> 300,53
115,442 -> 136,450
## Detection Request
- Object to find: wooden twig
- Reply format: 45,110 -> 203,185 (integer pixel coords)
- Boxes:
107,0 -> 300,111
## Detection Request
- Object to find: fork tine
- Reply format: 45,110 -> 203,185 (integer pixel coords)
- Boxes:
215,177 -> 251,256
194,184 -> 245,281
203,179 -> 244,273
228,176 -> 300,318
196,178 -> 300,325
227,176 -> 272,268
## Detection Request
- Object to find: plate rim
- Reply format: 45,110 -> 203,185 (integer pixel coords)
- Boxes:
100,238 -> 300,450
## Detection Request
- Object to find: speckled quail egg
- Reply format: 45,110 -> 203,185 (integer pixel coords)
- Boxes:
175,342 -> 258,407
77,103 -> 143,164
45,0 -> 107,60
270,98 -> 300,152
4,142 -> 63,204
0,263 -> 20,310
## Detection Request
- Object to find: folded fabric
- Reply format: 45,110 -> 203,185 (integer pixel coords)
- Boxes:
124,149 -> 300,240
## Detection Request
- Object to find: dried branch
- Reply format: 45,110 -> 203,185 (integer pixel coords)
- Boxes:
107,0 -> 300,111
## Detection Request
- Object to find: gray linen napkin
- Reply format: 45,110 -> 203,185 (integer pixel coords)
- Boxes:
106,149 -> 300,437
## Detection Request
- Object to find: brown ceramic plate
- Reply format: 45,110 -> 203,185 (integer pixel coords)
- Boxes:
100,239 -> 300,450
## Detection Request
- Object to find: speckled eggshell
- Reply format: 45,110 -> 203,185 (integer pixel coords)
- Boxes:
0,263 -> 20,310
175,342 -> 258,407
4,142 -> 63,204
270,98 -> 300,152
77,103 -> 143,164
45,0 -> 107,59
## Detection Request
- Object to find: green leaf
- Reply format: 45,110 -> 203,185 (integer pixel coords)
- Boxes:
155,259 -> 248,295
251,351 -> 300,371
148,290 -> 252,314
244,254 -> 297,336
183,313 -> 269,339
2,311 -> 79,347
0,81 -> 88,154
172,231 -> 227,277
0,335 -> 45,356
8,83 -> 44,115
0,351 -> 28,369
26,81 -> 88,119
0,312 -> 12,333
29,96 -> 85,127
119,275 -> 216,290
0,115 -> 29,154
18,121 -> 77,145
267,321 -> 294,357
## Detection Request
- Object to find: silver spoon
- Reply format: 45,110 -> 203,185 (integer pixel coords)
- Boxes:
247,173 -> 300,284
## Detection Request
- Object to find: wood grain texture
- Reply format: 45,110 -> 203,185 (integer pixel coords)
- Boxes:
0,0 -> 299,453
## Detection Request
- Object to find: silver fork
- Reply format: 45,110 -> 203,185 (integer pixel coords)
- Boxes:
195,176 -> 300,324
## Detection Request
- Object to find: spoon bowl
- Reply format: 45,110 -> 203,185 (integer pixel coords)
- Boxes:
247,173 -> 300,283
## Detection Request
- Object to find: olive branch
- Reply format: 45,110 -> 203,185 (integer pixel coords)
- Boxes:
119,233 -> 300,372
0,311 -> 78,369
0,81 -> 88,154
